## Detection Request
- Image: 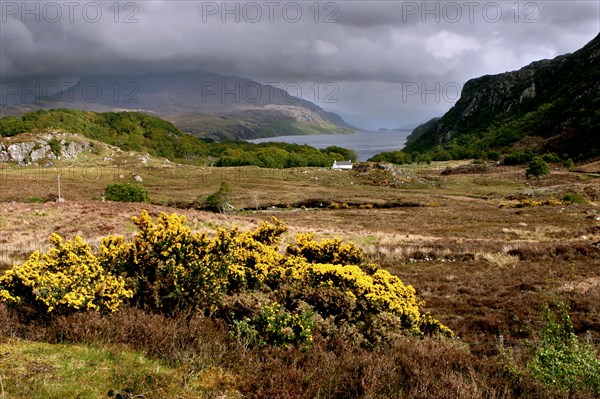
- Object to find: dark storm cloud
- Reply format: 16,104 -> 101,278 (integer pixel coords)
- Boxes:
1,0 -> 599,127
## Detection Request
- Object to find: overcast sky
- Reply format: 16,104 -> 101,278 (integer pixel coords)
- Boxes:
1,0 -> 599,128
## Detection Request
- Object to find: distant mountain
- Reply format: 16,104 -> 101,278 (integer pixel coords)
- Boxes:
403,118 -> 439,144
393,122 -> 427,131
404,33 -> 600,160
16,72 -> 354,141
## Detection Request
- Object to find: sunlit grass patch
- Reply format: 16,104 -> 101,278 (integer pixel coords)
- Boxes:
0,338 -> 236,399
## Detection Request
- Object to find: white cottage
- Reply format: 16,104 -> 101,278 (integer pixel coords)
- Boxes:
332,160 -> 353,170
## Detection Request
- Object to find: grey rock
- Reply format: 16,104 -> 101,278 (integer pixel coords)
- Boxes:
7,142 -> 36,164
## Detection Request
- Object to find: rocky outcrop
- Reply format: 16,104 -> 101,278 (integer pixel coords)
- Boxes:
0,132 -> 89,164
404,33 -> 600,158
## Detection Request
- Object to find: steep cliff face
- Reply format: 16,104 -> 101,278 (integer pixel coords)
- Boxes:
405,33 -> 600,159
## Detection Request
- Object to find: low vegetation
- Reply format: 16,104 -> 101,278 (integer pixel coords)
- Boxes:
0,211 -> 451,346
0,152 -> 598,398
104,183 -> 150,203
527,302 -> 600,395
526,156 -> 550,178
0,109 -> 355,168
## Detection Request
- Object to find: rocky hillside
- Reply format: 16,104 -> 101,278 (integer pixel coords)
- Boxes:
0,132 -> 90,165
15,72 -> 353,141
404,33 -> 600,160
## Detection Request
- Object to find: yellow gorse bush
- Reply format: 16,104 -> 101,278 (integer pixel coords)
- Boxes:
0,210 -> 453,343
287,233 -> 365,266
100,211 -> 231,312
0,234 -> 131,314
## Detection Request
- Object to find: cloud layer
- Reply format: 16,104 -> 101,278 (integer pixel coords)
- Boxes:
1,0 -> 599,127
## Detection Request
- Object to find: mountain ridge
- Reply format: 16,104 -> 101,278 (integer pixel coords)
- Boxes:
3,72 -> 354,141
404,33 -> 600,160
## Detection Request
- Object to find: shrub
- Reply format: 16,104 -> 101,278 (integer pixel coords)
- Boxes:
526,157 -> 550,177
540,152 -> 561,163
287,233 -> 366,267
48,137 -> 62,157
563,193 -> 589,205
105,183 -> 149,203
432,150 -> 452,161
0,234 -> 131,315
564,158 -> 575,168
100,211 -> 231,313
503,150 -> 534,165
528,302 -> 600,394
110,212 -> 452,343
323,146 -> 358,162
368,150 -> 411,165
237,302 -> 315,348
26,196 -> 45,204
204,181 -> 233,213
0,116 -> 34,136
487,150 -> 501,161
2,211 -> 453,347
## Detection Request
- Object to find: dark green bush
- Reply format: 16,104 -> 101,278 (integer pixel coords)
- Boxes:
526,157 -> 550,177
368,151 -> 412,165
563,193 -> 589,205
432,150 -> 452,161
204,181 -> 233,213
48,138 -> 62,157
105,183 -> 150,203
486,150 -> 501,161
26,197 -> 45,204
323,146 -> 358,162
540,152 -> 561,163
0,116 -> 34,136
503,150 -> 534,165
564,158 -> 575,168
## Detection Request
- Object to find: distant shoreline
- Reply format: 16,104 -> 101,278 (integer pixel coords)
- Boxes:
248,129 -> 412,161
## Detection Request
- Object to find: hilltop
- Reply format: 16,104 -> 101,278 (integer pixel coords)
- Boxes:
404,33 -> 600,161
3,72 -> 353,141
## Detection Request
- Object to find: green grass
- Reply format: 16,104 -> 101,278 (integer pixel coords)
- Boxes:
0,338 -> 228,399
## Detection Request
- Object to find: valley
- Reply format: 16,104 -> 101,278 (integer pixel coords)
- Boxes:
1,12 -> 599,398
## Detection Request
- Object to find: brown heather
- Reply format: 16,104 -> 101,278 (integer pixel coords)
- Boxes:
1,160 -> 599,397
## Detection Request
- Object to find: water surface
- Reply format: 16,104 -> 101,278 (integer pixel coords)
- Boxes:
248,130 -> 411,161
